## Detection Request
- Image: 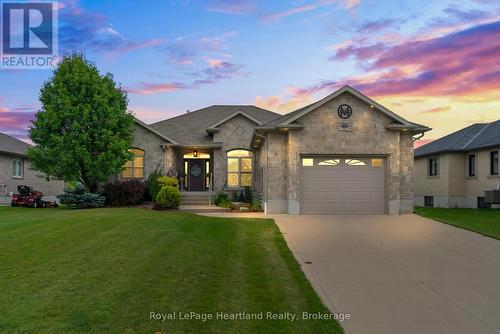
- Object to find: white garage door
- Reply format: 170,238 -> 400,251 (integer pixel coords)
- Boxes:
300,157 -> 386,214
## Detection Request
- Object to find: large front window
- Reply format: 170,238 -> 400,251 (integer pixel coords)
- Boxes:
122,148 -> 144,179
227,149 -> 252,187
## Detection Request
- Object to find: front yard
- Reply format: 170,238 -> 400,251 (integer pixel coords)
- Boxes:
0,207 -> 342,334
415,207 -> 500,239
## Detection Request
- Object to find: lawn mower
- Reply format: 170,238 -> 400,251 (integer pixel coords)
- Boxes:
11,185 -> 58,208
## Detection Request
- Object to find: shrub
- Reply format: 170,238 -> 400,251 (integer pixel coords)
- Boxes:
215,191 -> 229,206
244,186 -> 252,203
155,185 -> 181,209
146,171 -> 162,200
103,180 -> 145,206
57,186 -> 105,209
251,193 -> 263,211
157,176 -> 179,188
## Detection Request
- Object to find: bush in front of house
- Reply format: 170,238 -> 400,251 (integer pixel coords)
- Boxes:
57,186 -> 106,209
146,171 -> 163,201
155,186 -> 181,209
157,176 -> 179,188
215,191 -> 229,206
244,186 -> 252,203
103,180 -> 145,206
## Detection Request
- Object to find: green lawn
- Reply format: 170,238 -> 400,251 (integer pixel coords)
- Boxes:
415,207 -> 500,239
0,207 -> 342,334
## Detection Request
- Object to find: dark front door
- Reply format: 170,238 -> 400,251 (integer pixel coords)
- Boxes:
188,159 -> 205,191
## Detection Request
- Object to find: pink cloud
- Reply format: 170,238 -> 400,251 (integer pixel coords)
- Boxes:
420,106 -> 453,114
125,82 -> 186,95
414,139 -> 434,149
262,0 -> 360,22
0,111 -> 35,140
292,20 -> 500,100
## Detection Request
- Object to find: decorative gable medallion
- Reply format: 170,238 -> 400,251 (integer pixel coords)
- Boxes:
337,104 -> 352,119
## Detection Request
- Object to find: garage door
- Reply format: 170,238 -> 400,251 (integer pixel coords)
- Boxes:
300,157 -> 386,214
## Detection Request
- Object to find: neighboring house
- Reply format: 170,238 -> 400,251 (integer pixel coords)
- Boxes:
124,85 -> 429,215
414,120 -> 500,208
0,133 -> 65,205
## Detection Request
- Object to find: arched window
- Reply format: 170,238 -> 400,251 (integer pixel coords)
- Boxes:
122,148 -> 144,179
227,150 -> 252,187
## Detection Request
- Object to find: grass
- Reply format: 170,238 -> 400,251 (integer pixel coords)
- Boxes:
415,207 -> 500,239
0,207 -> 342,334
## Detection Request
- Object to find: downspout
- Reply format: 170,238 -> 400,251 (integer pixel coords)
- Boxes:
264,134 -> 269,214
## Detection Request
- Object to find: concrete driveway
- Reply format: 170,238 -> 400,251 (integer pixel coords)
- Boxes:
273,214 -> 500,334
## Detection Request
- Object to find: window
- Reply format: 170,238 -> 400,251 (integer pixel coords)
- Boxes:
183,152 -> 210,159
12,159 -> 23,178
491,151 -> 499,175
345,159 -> 367,166
122,148 -> 144,179
302,158 -> 314,166
468,154 -> 476,177
428,157 -> 439,176
318,159 -> 340,166
424,196 -> 434,207
227,150 -> 252,187
477,197 -> 491,209
371,159 -> 383,167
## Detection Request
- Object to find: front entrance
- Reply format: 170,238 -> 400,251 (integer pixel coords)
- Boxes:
183,158 -> 210,191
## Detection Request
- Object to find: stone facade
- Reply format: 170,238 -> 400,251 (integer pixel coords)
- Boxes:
211,114 -> 258,192
0,153 -> 65,204
260,92 -> 415,215
118,122 -> 166,181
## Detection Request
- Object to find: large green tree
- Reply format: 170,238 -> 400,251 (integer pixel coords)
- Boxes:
29,53 -> 134,192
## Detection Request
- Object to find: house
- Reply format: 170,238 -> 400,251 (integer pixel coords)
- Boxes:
0,133 -> 65,205
125,85 -> 429,214
414,120 -> 500,208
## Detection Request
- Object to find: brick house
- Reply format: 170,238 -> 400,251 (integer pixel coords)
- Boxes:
0,133 -> 65,204
125,85 -> 429,214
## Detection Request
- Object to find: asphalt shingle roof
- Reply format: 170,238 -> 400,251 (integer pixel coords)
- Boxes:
150,105 -> 280,145
0,133 -> 31,156
415,120 -> 500,157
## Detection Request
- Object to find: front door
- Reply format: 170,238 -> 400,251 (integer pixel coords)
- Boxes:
188,159 -> 205,191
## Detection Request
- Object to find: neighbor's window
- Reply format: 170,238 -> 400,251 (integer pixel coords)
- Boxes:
491,151 -> 499,175
122,148 -> 144,179
227,150 -> 252,187
468,154 -> 476,177
428,157 -> 439,176
12,159 -> 23,178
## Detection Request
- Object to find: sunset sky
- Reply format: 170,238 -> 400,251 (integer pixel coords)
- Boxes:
1,0 -> 500,145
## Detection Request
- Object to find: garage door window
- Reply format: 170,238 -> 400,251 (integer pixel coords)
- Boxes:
371,159 -> 383,167
302,158 -> 314,166
318,159 -> 340,166
345,159 -> 367,166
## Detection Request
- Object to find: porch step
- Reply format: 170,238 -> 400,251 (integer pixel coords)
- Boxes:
179,205 -> 229,213
180,192 -> 212,205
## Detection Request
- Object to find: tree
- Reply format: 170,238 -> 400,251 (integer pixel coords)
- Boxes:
29,53 -> 134,192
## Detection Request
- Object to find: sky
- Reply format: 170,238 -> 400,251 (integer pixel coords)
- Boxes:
1,0 -> 500,146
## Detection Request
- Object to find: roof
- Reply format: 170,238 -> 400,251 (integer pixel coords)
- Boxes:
150,105 -> 280,145
133,117 -> 179,144
0,132 -> 31,156
415,120 -> 500,157
259,85 -> 430,133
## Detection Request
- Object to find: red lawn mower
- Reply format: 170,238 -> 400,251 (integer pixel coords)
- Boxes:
11,185 -> 58,208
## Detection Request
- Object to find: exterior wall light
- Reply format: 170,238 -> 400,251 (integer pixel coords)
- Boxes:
193,149 -> 198,157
